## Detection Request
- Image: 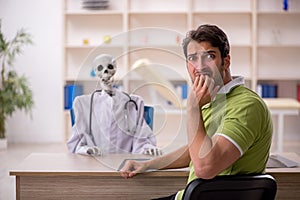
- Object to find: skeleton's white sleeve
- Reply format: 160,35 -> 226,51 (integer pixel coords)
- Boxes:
67,123 -> 90,155
66,96 -> 96,155
130,95 -> 157,154
68,124 -> 102,156
75,143 -> 90,155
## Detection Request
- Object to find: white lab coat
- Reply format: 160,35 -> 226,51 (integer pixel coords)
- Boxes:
67,90 -> 157,155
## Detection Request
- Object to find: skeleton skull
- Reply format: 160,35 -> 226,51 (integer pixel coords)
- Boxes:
92,54 -> 116,95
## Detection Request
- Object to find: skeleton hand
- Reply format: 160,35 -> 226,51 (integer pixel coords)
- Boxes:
86,146 -> 102,156
143,148 -> 163,156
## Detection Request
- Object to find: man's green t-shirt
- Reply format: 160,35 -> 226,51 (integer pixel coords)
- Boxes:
176,78 -> 273,200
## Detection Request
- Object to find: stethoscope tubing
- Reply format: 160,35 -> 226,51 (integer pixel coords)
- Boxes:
89,90 -> 138,145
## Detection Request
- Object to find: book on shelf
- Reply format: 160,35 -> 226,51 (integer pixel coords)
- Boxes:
257,84 -> 278,98
297,84 -> 300,102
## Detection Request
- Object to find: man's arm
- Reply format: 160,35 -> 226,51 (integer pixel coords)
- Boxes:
120,145 -> 190,178
187,75 -> 240,179
148,145 -> 190,170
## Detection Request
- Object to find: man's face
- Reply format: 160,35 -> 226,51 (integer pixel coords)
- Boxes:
186,40 -> 225,87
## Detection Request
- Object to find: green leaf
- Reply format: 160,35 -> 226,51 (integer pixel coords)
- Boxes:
0,19 -> 34,135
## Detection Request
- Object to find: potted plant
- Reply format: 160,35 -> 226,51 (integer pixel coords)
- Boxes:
0,20 -> 34,149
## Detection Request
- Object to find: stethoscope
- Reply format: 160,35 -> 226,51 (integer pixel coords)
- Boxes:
89,90 -> 138,144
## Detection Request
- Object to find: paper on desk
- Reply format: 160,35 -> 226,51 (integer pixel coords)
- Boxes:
267,154 -> 299,168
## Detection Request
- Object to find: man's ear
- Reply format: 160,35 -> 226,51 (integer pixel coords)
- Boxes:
224,54 -> 230,70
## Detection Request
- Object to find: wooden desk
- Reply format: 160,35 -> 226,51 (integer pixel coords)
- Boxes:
10,153 -> 188,200
263,98 -> 300,152
10,153 -> 300,200
267,153 -> 300,200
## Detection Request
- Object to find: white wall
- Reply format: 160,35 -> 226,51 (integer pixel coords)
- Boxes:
0,0 -> 299,145
0,0 -> 64,143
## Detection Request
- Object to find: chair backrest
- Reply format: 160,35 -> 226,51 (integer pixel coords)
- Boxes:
143,105 -> 154,130
70,106 -> 154,130
182,174 -> 277,200
70,108 -> 75,126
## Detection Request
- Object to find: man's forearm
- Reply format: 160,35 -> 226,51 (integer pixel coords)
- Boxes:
187,108 -> 212,158
147,145 -> 190,170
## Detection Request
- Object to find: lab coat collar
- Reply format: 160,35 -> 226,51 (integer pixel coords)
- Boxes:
96,89 -> 128,101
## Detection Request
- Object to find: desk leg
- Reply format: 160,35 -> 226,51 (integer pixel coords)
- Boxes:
277,114 -> 284,153
16,176 -> 20,200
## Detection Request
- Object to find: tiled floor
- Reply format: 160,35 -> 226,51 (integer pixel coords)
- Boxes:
0,141 -> 299,200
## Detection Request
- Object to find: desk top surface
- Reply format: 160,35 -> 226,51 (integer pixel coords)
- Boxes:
10,152 -> 300,177
9,153 -> 189,177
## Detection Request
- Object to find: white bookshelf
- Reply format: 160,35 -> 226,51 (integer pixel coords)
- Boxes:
63,0 -> 300,144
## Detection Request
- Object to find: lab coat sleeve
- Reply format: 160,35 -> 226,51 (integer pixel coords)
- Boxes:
130,95 -> 157,154
67,96 -> 96,155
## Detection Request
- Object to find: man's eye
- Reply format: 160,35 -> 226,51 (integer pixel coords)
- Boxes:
203,53 -> 215,60
187,55 -> 197,62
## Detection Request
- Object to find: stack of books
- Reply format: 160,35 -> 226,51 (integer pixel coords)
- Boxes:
257,84 -> 278,98
81,0 -> 109,10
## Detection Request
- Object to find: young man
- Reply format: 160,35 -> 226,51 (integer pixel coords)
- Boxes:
120,24 -> 273,200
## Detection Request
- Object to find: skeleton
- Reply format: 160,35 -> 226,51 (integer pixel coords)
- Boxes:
85,54 -> 162,156
93,54 -> 116,96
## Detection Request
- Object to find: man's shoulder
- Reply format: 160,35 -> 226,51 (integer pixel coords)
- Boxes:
229,86 -> 269,112
230,85 -> 259,100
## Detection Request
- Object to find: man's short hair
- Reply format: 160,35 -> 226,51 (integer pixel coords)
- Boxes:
182,24 -> 230,60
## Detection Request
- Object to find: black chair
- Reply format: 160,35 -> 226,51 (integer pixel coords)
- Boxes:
182,174 -> 277,200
